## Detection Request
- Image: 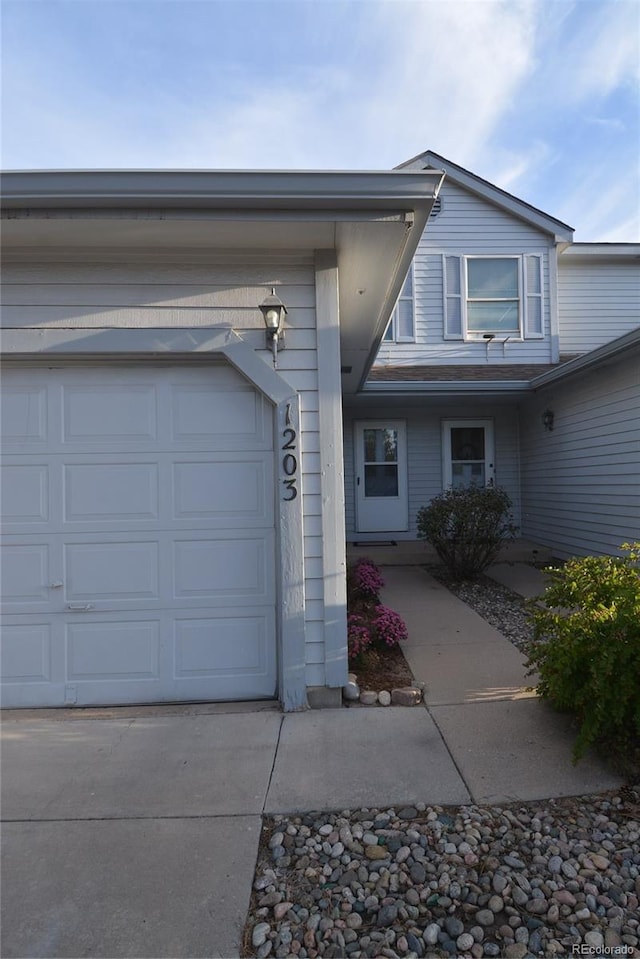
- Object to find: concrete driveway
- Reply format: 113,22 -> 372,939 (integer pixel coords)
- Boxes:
2,565 -> 623,958
1,704 -> 280,959
0,701 -> 469,959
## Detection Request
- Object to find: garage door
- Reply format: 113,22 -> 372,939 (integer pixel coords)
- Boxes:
1,364 -> 277,707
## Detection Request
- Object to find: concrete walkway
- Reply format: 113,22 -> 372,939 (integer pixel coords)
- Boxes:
380,564 -> 621,807
0,563 -> 623,959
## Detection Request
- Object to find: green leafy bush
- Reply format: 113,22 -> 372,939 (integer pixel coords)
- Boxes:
416,485 -> 517,580
525,543 -> 640,764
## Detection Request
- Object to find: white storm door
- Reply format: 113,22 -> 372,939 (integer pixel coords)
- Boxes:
442,420 -> 495,488
355,422 -> 408,533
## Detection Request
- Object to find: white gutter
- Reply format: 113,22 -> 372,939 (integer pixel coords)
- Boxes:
1,169 -> 444,212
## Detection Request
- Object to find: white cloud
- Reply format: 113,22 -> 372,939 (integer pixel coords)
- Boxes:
4,0 -> 541,169
1,0 -> 637,239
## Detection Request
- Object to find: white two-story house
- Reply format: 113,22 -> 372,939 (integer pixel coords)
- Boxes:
1,154 -> 638,711
344,151 -> 640,560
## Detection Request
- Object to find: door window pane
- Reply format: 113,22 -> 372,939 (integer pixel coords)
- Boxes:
452,462 -> 485,488
364,428 -> 398,463
451,428 -> 484,461
450,427 -> 486,488
365,465 -> 399,497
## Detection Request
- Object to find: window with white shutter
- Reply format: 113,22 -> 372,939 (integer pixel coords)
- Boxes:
443,254 -> 544,341
524,254 -> 544,337
443,255 -> 463,339
383,265 -> 415,342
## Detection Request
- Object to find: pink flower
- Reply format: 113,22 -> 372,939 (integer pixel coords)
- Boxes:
348,558 -> 385,600
371,604 -> 408,648
347,612 -> 373,660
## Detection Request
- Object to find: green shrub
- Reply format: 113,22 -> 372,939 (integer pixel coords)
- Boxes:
416,485 -> 517,580
525,543 -> 640,764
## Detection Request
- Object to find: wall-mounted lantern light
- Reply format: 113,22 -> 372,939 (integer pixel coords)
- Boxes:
542,409 -> 555,431
259,287 -> 287,367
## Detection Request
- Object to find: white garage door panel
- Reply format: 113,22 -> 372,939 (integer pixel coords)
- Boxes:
1,385 -> 48,444
1,623 -> 52,684
66,620 -> 161,681
174,535 -> 273,602
172,384 -> 269,447
173,457 -> 272,524
1,545 -> 51,605
1,365 -> 277,707
1,464 -> 49,524
65,542 -> 160,602
64,463 -> 159,522
63,384 -> 159,443
175,613 -> 273,676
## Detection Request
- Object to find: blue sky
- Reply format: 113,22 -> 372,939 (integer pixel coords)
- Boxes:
2,0 -> 639,241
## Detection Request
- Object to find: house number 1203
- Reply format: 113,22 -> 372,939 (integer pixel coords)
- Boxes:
282,427 -> 298,500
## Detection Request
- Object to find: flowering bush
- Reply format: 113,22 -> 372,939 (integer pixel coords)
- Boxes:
347,558 -> 385,601
370,604 -> 408,647
347,612 -> 374,658
346,557 -> 407,663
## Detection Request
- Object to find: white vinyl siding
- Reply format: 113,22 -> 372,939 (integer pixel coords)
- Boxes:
1,254 -> 329,692
558,257 -> 640,354
520,352 -> 640,558
375,179 -> 554,367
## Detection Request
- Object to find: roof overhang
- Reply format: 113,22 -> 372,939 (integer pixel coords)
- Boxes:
560,242 -> 640,261
0,168 -> 445,394
530,328 -> 640,389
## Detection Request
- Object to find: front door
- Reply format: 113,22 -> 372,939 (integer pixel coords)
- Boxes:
442,419 -> 495,488
355,421 -> 408,533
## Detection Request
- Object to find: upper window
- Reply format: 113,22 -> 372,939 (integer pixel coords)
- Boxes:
384,266 -> 415,342
444,254 -> 543,340
467,258 -> 519,333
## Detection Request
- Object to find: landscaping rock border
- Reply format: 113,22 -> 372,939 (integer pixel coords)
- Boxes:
244,790 -> 640,958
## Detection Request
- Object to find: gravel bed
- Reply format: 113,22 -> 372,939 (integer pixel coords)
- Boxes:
425,566 -> 535,654
244,791 -> 640,959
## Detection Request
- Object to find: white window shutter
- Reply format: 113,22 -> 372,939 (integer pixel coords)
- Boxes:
443,255 -> 463,339
524,254 -> 544,338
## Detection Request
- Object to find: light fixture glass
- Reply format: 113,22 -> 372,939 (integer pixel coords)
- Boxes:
542,409 -> 554,431
259,287 -> 287,367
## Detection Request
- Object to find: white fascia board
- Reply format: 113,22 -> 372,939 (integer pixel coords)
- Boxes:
530,328 -> 640,389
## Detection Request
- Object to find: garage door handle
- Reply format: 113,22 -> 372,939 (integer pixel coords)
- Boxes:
67,604 -> 95,611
